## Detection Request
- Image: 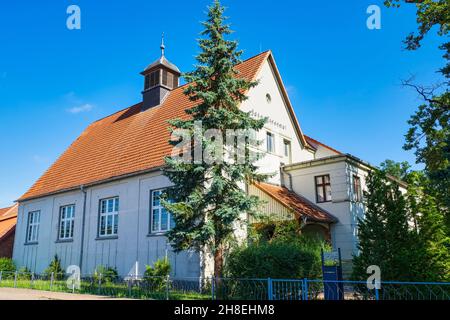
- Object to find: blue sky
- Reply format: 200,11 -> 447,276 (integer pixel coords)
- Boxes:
0,0 -> 445,208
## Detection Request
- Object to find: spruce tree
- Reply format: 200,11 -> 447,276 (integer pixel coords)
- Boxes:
162,0 -> 267,278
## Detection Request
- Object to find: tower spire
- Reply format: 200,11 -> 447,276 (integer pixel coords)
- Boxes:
140,32 -> 180,111
160,32 -> 165,57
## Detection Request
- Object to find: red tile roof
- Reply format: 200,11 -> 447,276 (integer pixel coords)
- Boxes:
0,207 -> 12,217
304,135 -> 343,155
19,51 -> 271,201
0,205 -> 18,239
255,182 -> 336,223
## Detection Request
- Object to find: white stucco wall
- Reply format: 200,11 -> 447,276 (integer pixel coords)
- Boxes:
240,59 -> 314,185
313,145 -> 340,159
284,158 -> 370,262
13,171 -> 201,277
13,55 -> 351,279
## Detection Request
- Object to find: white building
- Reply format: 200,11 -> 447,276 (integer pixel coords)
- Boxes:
12,48 -> 398,278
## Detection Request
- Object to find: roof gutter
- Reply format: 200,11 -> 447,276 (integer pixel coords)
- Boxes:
283,154 -> 408,188
16,165 -> 165,203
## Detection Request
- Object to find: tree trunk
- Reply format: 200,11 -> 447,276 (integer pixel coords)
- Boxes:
214,245 -> 224,279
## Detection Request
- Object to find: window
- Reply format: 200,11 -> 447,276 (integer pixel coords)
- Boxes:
162,70 -> 168,86
144,75 -> 150,90
150,70 -> 160,87
99,197 -> 119,237
266,93 -> 272,103
248,129 -> 258,148
353,175 -> 362,202
167,72 -> 174,88
283,139 -> 291,159
150,190 -> 175,233
26,211 -> 40,243
59,205 -> 75,240
266,132 -> 275,153
315,175 -> 332,203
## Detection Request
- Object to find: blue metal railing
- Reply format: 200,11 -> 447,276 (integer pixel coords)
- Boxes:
0,271 -> 449,300
304,279 -> 450,300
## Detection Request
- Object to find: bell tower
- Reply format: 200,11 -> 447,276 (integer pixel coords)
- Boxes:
141,34 -> 181,111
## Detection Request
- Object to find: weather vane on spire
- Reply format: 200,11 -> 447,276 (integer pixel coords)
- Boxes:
160,32 -> 165,57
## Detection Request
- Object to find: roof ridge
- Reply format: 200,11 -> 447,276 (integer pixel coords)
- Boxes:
91,102 -> 143,125
240,50 -> 271,63
0,204 -> 18,220
89,51 -> 272,125
19,50 -> 271,202
304,135 -> 343,155
0,215 -> 17,222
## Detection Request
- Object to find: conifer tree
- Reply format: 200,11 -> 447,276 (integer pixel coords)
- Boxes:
352,170 -> 421,281
353,168 -> 450,281
407,172 -> 450,281
162,0 -> 268,278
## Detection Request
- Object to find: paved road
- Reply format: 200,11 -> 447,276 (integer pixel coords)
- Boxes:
0,288 -> 132,300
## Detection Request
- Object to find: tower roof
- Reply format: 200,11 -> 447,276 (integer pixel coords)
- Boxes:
141,34 -> 181,75
142,55 -> 181,74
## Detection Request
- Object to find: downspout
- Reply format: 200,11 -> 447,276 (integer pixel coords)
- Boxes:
79,185 -> 88,273
281,166 -> 293,190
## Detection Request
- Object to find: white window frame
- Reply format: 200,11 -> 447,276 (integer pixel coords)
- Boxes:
26,210 -> 40,243
315,175 -> 332,203
150,189 -> 174,234
283,139 -> 291,158
59,205 -> 75,240
266,131 -> 275,153
98,197 -> 119,237
353,175 -> 362,202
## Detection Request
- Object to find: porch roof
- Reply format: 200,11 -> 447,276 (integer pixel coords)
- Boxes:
254,182 -> 337,223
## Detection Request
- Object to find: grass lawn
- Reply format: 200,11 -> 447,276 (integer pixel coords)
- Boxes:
0,278 -> 212,300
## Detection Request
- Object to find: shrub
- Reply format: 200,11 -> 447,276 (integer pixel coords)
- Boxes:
0,258 -> 16,273
144,258 -> 171,290
17,266 -> 32,280
0,258 -> 16,279
44,255 -> 64,280
250,220 -> 311,244
272,220 -> 302,242
225,236 -> 325,279
94,265 -> 118,284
